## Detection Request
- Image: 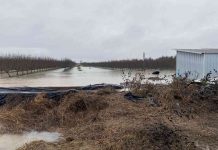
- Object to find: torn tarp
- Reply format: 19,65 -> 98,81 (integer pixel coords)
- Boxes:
0,94 -> 7,106
124,92 -> 144,101
81,84 -> 123,90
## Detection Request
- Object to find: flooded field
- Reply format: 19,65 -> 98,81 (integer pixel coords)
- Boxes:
0,67 -> 175,87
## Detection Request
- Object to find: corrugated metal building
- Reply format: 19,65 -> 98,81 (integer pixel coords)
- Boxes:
176,49 -> 218,79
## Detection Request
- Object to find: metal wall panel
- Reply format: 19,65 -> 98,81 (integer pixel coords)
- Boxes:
204,54 -> 218,78
176,51 -> 204,79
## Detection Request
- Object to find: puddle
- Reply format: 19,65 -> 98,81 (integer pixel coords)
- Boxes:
0,131 -> 61,150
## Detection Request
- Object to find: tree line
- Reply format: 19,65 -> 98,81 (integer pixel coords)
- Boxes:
82,56 -> 176,69
0,55 -> 76,77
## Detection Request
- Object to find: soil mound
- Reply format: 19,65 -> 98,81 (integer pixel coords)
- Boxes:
116,123 -> 197,150
70,98 -> 108,113
0,92 -> 109,133
146,123 -> 195,150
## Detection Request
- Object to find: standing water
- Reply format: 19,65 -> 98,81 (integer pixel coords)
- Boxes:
0,67 -> 175,87
0,131 -> 61,150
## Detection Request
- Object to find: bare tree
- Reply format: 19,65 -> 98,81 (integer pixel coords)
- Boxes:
82,56 -> 176,69
0,54 -> 76,77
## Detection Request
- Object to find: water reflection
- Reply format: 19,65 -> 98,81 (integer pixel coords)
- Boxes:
0,67 -> 175,87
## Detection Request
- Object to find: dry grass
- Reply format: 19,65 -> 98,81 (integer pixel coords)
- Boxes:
96,87 -> 116,96
0,79 -> 218,149
17,141 -> 55,150
0,92 -> 109,134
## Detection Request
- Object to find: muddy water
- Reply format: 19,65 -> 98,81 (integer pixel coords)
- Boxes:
0,131 -> 61,150
0,67 -> 175,87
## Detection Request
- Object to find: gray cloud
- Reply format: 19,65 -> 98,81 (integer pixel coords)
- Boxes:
0,0 -> 217,61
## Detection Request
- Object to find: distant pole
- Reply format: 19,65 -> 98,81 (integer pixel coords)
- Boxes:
143,52 -> 146,69
143,52 -> 145,60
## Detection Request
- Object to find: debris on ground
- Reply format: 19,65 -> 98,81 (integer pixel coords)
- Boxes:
81,84 -> 123,90
148,76 -> 166,81
147,96 -> 160,107
0,94 -> 7,106
124,92 -> 145,101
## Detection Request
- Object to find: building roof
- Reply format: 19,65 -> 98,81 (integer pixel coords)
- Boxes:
175,49 -> 218,54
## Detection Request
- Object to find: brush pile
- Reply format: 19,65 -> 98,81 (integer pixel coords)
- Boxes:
0,92 -> 109,134
158,78 -> 218,117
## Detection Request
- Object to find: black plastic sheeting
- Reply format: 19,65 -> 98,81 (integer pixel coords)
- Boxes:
46,90 -> 78,101
124,92 -> 145,101
0,87 -> 80,94
0,84 -> 123,94
81,84 -> 123,90
0,87 -> 64,94
0,89 -> 79,106
0,84 -> 123,106
0,94 -> 7,106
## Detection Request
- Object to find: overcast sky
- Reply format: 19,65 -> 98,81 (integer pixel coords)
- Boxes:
0,0 -> 217,61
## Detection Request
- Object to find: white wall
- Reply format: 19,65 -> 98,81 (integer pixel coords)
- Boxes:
176,51 -> 204,79
204,54 -> 218,78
